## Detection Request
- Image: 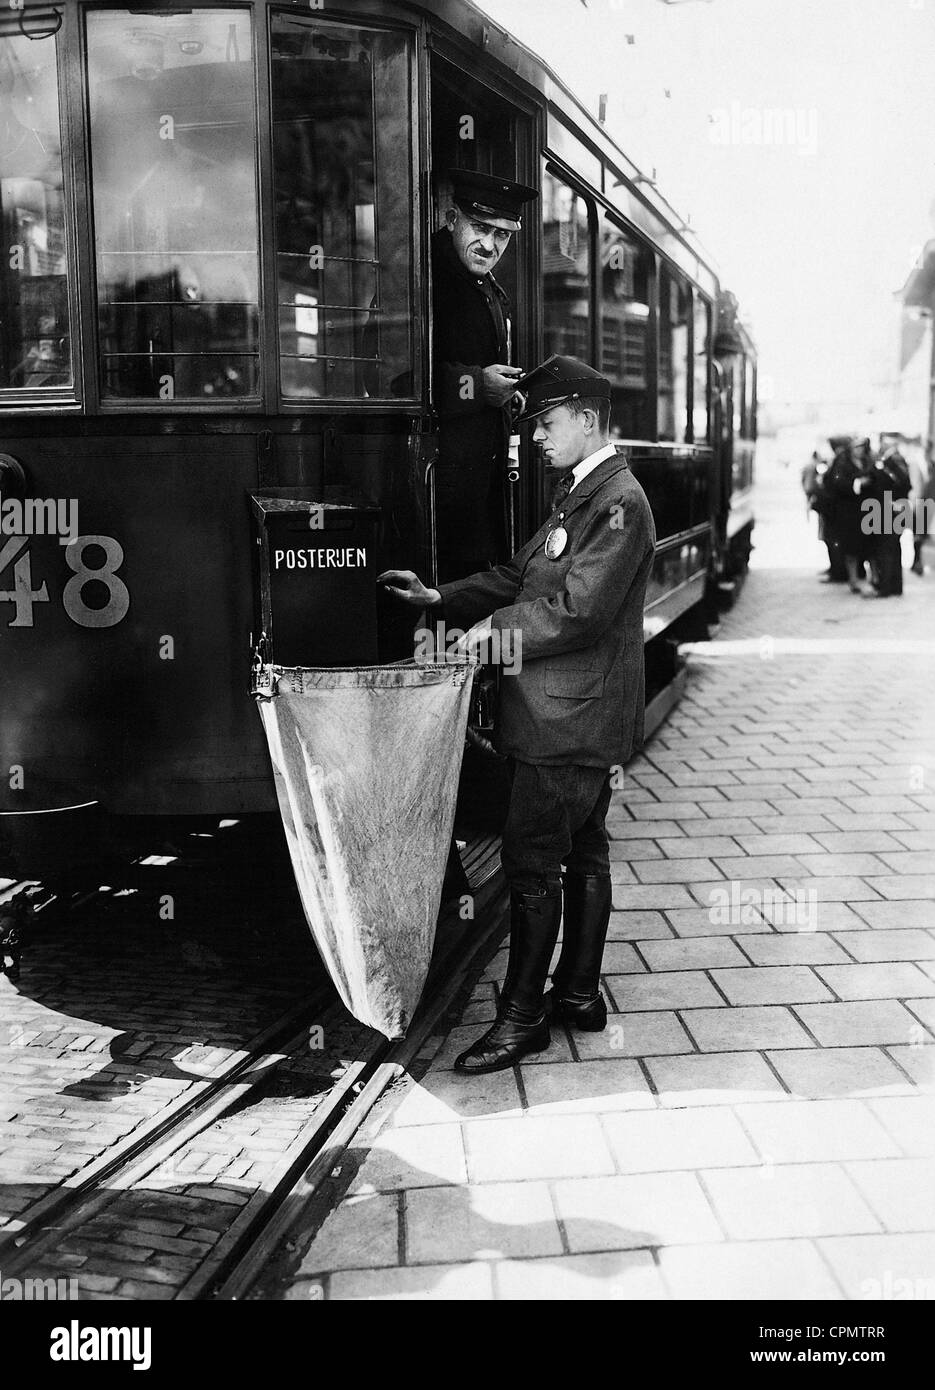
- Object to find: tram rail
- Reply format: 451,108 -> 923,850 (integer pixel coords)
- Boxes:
0,830 -> 507,1300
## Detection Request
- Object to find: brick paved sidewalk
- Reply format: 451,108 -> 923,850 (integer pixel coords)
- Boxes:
288,452 -> 935,1302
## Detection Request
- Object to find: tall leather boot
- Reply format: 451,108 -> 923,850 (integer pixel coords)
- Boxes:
547,872 -> 612,1031
454,886 -> 563,1074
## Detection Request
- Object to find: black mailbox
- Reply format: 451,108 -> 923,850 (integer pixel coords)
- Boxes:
252,493 -> 381,667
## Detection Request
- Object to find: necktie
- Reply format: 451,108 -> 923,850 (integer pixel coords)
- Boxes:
550,471 -> 574,510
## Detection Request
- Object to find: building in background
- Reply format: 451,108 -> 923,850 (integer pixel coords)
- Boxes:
898,239 -> 935,450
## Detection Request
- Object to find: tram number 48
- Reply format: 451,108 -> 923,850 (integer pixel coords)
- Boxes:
0,535 -> 130,629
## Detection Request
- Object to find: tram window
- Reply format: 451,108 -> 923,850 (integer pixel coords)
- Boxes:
601,219 -> 651,440
0,30 -> 73,392
271,17 -> 414,401
86,10 -> 260,403
542,170 -> 591,362
743,353 -> 756,439
692,295 -> 711,443
657,265 -> 690,443
733,358 -> 744,434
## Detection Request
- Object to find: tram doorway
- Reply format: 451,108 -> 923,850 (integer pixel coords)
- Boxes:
426,61 -> 537,833
428,59 -> 537,581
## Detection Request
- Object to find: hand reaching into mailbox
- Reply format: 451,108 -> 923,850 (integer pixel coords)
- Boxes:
377,570 -> 443,608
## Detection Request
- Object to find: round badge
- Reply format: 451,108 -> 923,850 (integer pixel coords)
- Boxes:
545,526 -> 568,560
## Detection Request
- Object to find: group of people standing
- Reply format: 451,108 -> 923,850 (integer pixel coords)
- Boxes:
802,432 -> 929,596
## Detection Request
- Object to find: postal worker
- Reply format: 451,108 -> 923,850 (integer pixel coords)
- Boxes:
379,354 -> 656,1073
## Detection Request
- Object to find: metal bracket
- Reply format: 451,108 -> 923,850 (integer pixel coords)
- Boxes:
250,629 -> 277,700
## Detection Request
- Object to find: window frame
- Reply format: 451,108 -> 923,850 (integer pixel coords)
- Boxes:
691,289 -> 712,446
5,1 -> 426,416
597,207 -> 655,443
656,258 -> 692,445
266,5 -> 423,412
541,160 -> 598,369
0,10 -> 82,410
743,352 -> 757,441
81,1 -> 265,414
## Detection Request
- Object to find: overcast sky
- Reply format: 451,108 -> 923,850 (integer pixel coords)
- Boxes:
478,0 -> 935,412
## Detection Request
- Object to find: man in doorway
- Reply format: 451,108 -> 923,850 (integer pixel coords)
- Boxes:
431,170 -> 538,582
379,355 -> 656,1073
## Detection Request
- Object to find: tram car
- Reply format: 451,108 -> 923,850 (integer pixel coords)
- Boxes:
0,0 -> 755,877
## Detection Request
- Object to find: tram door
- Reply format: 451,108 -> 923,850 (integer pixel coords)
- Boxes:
428,60 -> 535,830
428,59 -> 536,574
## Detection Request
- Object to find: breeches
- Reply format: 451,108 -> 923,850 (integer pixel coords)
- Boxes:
500,760 -> 612,894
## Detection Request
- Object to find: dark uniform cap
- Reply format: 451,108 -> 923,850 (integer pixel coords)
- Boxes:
512,354 -> 611,424
445,169 -> 539,233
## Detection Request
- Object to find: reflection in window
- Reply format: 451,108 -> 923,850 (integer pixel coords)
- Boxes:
542,170 -> 590,361
271,17 -> 414,400
693,295 -> 711,443
658,266 -> 690,443
86,10 -> 260,401
601,221 -> 651,439
0,31 -> 72,391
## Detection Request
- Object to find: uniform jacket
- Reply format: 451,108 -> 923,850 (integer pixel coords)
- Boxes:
432,225 -> 512,466
438,450 -> 656,768
431,226 -> 514,578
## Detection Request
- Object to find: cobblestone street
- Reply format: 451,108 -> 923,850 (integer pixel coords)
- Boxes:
0,822 -> 323,1239
287,448 -> 935,1301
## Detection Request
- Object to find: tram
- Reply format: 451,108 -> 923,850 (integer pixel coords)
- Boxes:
0,0 -> 755,875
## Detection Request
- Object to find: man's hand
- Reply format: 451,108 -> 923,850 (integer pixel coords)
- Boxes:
377,570 -> 442,607
482,364 -> 523,407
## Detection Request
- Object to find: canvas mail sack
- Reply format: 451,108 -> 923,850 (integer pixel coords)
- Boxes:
258,660 -> 476,1038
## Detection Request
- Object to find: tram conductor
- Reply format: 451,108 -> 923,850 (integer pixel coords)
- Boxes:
431,169 -> 538,582
379,355 -> 656,1073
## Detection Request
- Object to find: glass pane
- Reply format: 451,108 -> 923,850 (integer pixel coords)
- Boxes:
657,266 -> 689,442
743,353 -> 756,437
693,295 -> 711,443
542,170 -> 590,361
86,10 -> 259,402
271,16 -> 414,401
0,30 -> 72,391
601,220 -> 652,439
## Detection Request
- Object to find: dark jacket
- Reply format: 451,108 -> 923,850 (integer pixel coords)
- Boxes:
825,447 -> 869,557
438,450 -> 656,767
875,448 -> 912,501
431,227 -> 512,579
